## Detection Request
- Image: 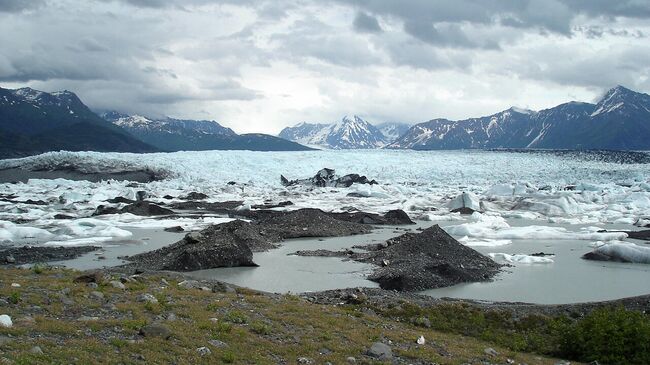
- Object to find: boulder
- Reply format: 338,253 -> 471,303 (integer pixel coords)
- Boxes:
366,342 -> 392,360
353,225 -> 501,291
181,192 -> 209,200
139,324 -> 171,339
121,201 -> 174,216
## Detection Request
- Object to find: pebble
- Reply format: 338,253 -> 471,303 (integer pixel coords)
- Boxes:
109,281 -> 126,289
177,280 -> 201,289
77,316 -> 100,322
196,347 -> 211,356
346,357 -> 356,364
207,339 -> 228,348
297,357 -> 313,364
136,293 -> 158,304
87,282 -> 98,289
416,335 -> 426,345
10,283 -> 20,288
90,291 -> 105,300
0,315 -> 12,328
29,346 -> 43,355
484,347 -> 499,357
367,342 -> 392,360
209,318 -> 219,324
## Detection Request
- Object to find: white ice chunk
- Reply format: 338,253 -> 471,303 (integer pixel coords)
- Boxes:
588,242 -> 650,264
448,192 -> 481,211
489,253 -> 554,264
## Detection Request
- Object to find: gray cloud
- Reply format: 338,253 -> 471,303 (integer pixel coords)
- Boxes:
1,0 -> 649,133
353,11 -> 382,33
0,0 -> 44,12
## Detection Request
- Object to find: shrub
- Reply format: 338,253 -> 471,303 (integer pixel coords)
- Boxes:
558,306 -> 650,365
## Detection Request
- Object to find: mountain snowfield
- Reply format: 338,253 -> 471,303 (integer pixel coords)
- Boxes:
279,116 -> 408,149
389,86 -> 650,150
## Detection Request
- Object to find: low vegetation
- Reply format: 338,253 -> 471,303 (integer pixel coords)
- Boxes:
0,266 -> 647,364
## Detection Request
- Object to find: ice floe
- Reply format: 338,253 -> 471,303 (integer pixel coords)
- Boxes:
489,253 -> 554,264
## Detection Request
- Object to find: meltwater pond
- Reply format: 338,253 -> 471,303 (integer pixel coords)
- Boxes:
187,219 -> 650,304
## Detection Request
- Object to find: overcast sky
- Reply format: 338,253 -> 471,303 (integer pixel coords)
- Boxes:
1,0 -> 649,134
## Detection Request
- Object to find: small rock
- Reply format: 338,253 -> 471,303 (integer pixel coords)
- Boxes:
29,346 -> 43,355
0,315 -> 12,328
196,347 -> 211,356
73,272 -> 102,284
367,342 -> 392,360
161,278 -> 169,286
207,339 -> 228,348
139,324 -> 171,339
10,283 -> 20,288
416,335 -> 425,345
136,293 -> 158,304
209,318 -> 219,324
5,256 -> 15,264
484,347 -> 499,357
87,282 -> 99,289
89,291 -> 104,300
346,357 -> 356,364
297,357 -> 313,364
177,280 -> 201,289
166,313 -> 177,321
0,335 -> 12,345
212,282 -> 236,293
109,281 -> 126,290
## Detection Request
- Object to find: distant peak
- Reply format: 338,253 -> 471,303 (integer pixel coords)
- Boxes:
508,106 -> 534,114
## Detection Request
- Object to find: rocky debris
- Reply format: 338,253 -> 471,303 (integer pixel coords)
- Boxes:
623,230 -> 650,240
234,207 -> 413,227
351,225 -> 501,291
93,201 -> 174,216
73,272 -> 104,284
53,214 -> 75,220
250,200 -> 294,209
127,209 -> 371,271
106,196 -> 135,204
450,207 -> 476,215
290,249 -> 353,257
139,324 -> 171,339
0,245 -> 99,265
329,209 -> 414,225
163,226 -> 184,233
127,222 -> 258,271
366,342 -> 392,360
281,168 -> 378,188
167,200 -> 243,213
121,201 -> 174,216
208,339 -> 228,348
181,192 -> 209,200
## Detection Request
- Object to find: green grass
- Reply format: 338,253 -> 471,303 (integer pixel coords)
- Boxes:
1,266 -> 632,364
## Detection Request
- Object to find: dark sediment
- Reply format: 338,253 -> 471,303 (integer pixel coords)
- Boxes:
0,167 -> 161,183
0,245 -> 100,265
126,209 -> 371,271
296,225 -> 501,291
94,201 -> 174,216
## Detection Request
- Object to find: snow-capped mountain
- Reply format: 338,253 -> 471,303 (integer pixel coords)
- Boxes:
102,112 -> 311,152
279,115 -> 388,149
0,87 -> 157,158
376,122 -> 411,142
389,86 -> 650,151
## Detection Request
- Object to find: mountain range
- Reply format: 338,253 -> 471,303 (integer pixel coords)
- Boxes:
1,85 -> 649,158
101,112 -> 310,152
388,85 -> 650,150
0,87 -> 157,158
0,87 -> 311,159
278,116 -> 410,149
